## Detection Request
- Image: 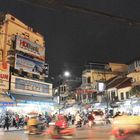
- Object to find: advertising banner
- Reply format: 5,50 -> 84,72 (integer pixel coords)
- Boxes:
0,62 -> 9,93
15,54 -> 45,75
15,35 -> 45,61
11,75 -> 52,96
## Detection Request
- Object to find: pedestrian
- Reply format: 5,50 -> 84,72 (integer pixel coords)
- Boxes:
12,116 -> 16,128
24,116 -> 29,126
15,115 -> 19,129
71,115 -> 75,125
3,114 -> 10,131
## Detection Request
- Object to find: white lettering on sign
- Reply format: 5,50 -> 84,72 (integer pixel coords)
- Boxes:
19,39 -> 39,54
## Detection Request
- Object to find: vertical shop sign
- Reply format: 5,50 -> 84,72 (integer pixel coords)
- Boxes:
0,62 -> 9,93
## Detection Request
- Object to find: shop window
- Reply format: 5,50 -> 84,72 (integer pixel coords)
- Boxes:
87,77 -> 91,83
108,91 -> 110,101
120,92 -> 124,100
64,86 -> 66,92
83,94 -> 86,99
111,91 -> 115,101
126,92 -> 129,99
92,93 -> 97,100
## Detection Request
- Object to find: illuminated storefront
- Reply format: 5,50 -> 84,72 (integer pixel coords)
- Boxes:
3,75 -> 54,114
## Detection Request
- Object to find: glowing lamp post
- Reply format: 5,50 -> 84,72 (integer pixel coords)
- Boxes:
58,71 -> 71,114
63,71 -> 71,78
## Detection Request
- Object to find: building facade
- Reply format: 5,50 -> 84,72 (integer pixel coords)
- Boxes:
76,62 -> 128,103
127,58 -> 140,86
0,13 -> 53,113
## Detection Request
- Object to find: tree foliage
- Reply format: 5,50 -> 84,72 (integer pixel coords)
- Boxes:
130,85 -> 140,96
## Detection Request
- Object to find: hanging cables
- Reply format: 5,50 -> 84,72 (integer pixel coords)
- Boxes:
17,0 -> 140,26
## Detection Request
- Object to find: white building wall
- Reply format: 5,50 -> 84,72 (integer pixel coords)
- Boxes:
107,88 -> 117,101
118,87 -> 132,101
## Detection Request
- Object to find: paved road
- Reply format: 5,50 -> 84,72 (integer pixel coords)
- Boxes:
0,125 -> 111,140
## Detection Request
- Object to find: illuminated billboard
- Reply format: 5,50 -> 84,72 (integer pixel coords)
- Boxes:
98,82 -> 105,92
11,75 -> 52,96
15,36 -> 45,61
15,54 -> 45,75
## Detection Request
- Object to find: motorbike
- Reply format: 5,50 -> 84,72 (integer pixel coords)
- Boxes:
44,122 -> 76,139
24,123 -> 46,135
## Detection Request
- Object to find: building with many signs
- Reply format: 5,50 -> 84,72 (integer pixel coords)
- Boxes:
0,13 -> 54,114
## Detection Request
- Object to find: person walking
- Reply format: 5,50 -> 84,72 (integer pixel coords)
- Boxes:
3,114 -> 10,131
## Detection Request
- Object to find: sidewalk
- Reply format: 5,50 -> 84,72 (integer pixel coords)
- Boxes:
0,127 -> 24,132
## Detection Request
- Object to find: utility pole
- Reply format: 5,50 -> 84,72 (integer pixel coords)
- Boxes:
104,64 -> 110,115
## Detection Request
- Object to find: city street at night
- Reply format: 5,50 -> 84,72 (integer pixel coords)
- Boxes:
0,125 -> 111,140
0,1 -> 140,140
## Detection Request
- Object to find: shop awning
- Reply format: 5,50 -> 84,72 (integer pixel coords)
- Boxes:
0,94 -> 15,106
10,93 -> 53,103
0,94 -> 14,102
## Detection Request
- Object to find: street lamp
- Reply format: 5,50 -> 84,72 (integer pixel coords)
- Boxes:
58,70 -> 71,114
104,64 -> 110,115
63,71 -> 71,78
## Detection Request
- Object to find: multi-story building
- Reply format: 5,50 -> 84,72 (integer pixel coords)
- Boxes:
127,58 -> 140,86
76,62 -> 128,103
0,13 -> 53,113
54,78 -> 81,107
107,76 -> 132,102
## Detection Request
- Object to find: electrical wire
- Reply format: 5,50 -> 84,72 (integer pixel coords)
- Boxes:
17,0 -> 140,26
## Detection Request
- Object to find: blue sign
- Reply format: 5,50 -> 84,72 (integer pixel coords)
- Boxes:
15,77 -> 49,94
15,54 -> 45,75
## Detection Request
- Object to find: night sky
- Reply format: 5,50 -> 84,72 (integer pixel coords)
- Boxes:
0,0 -> 140,78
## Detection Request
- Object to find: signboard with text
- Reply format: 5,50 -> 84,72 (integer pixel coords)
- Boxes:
15,36 -> 45,61
0,62 -> 9,93
15,54 -> 45,75
11,76 -> 52,96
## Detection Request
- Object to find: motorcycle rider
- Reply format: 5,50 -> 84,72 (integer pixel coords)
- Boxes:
87,112 -> 94,127
75,111 -> 82,127
55,114 -> 68,134
88,112 -> 94,121
27,115 -> 39,134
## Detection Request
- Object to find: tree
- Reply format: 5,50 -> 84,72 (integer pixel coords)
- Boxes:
130,85 -> 140,97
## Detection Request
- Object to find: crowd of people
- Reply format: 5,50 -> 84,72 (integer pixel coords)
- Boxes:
0,111 -> 52,131
0,109 -> 136,132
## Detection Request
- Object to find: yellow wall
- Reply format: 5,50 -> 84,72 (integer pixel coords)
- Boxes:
127,71 -> 140,85
82,69 -> 117,83
1,14 -> 45,62
109,63 -> 128,73
82,63 -> 128,84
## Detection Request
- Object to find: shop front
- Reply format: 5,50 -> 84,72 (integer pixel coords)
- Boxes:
0,62 -> 15,112
5,75 -> 55,115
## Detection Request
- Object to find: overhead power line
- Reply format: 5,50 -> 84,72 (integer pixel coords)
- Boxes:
63,3 -> 140,26
17,0 -> 140,26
